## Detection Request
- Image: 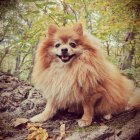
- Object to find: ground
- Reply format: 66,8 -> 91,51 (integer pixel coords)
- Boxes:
0,72 -> 140,140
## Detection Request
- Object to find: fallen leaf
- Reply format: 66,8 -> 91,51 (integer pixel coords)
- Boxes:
60,123 -> 66,137
27,131 -> 39,140
27,122 -> 42,129
27,123 -> 48,140
56,122 -> 66,140
13,118 -> 28,127
28,126 -> 38,131
36,132 -> 48,140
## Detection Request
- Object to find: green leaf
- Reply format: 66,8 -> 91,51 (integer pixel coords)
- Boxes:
47,2 -> 56,5
63,14 -> 75,20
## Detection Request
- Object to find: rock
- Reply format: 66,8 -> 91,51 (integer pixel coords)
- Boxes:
113,112 -> 140,140
65,125 -> 114,140
20,99 -> 35,110
12,118 -> 29,127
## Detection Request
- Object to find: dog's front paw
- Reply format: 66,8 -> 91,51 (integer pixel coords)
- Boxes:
30,113 -> 48,123
77,119 -> 92,127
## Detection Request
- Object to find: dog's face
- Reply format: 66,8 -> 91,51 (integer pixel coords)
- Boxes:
52,39 -> 78,63
48,24 -> 84,63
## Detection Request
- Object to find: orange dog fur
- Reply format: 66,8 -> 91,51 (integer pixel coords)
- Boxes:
30,23 -> 140,127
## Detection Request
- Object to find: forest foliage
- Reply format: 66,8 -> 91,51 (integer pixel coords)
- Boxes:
0,0 -> 140,86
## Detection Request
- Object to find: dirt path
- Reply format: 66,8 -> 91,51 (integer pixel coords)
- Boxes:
0,72 -> 140,140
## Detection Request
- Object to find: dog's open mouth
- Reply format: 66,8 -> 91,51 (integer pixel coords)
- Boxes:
56,54 -> 76,63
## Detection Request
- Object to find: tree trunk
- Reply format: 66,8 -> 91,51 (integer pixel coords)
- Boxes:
14,46 -> 22,77
120,31 -> 136,70
120,46 -> 135,70
0,47 -> 9,69
27,44 -> 38,82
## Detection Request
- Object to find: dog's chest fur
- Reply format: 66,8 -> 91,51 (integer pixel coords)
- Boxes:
40,61 -> 81,108
38,60 -> 98,109
37,58 -> 97,108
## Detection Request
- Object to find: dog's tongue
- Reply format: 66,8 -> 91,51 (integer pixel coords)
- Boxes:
61,55 -> 69,61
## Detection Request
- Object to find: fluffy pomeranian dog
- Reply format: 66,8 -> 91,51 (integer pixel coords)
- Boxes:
30,23 -> 140,127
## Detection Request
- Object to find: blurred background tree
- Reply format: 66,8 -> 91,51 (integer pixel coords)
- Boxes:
0,0 -> 140,86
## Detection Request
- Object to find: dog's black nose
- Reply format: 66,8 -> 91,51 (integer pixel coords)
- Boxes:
61,48 -> 68,54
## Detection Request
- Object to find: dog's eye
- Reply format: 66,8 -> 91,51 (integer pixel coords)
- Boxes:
55,43 -> 61,48
69,42 -> 76,48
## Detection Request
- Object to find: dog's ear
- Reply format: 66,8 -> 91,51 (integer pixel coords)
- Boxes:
48,24 -> 58,37
73,23 -> 83,36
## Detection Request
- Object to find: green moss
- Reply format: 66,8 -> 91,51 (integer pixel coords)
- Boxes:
74,123 -> 99,132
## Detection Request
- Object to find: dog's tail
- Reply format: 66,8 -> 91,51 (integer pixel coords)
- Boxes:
128,88 -> 140,109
